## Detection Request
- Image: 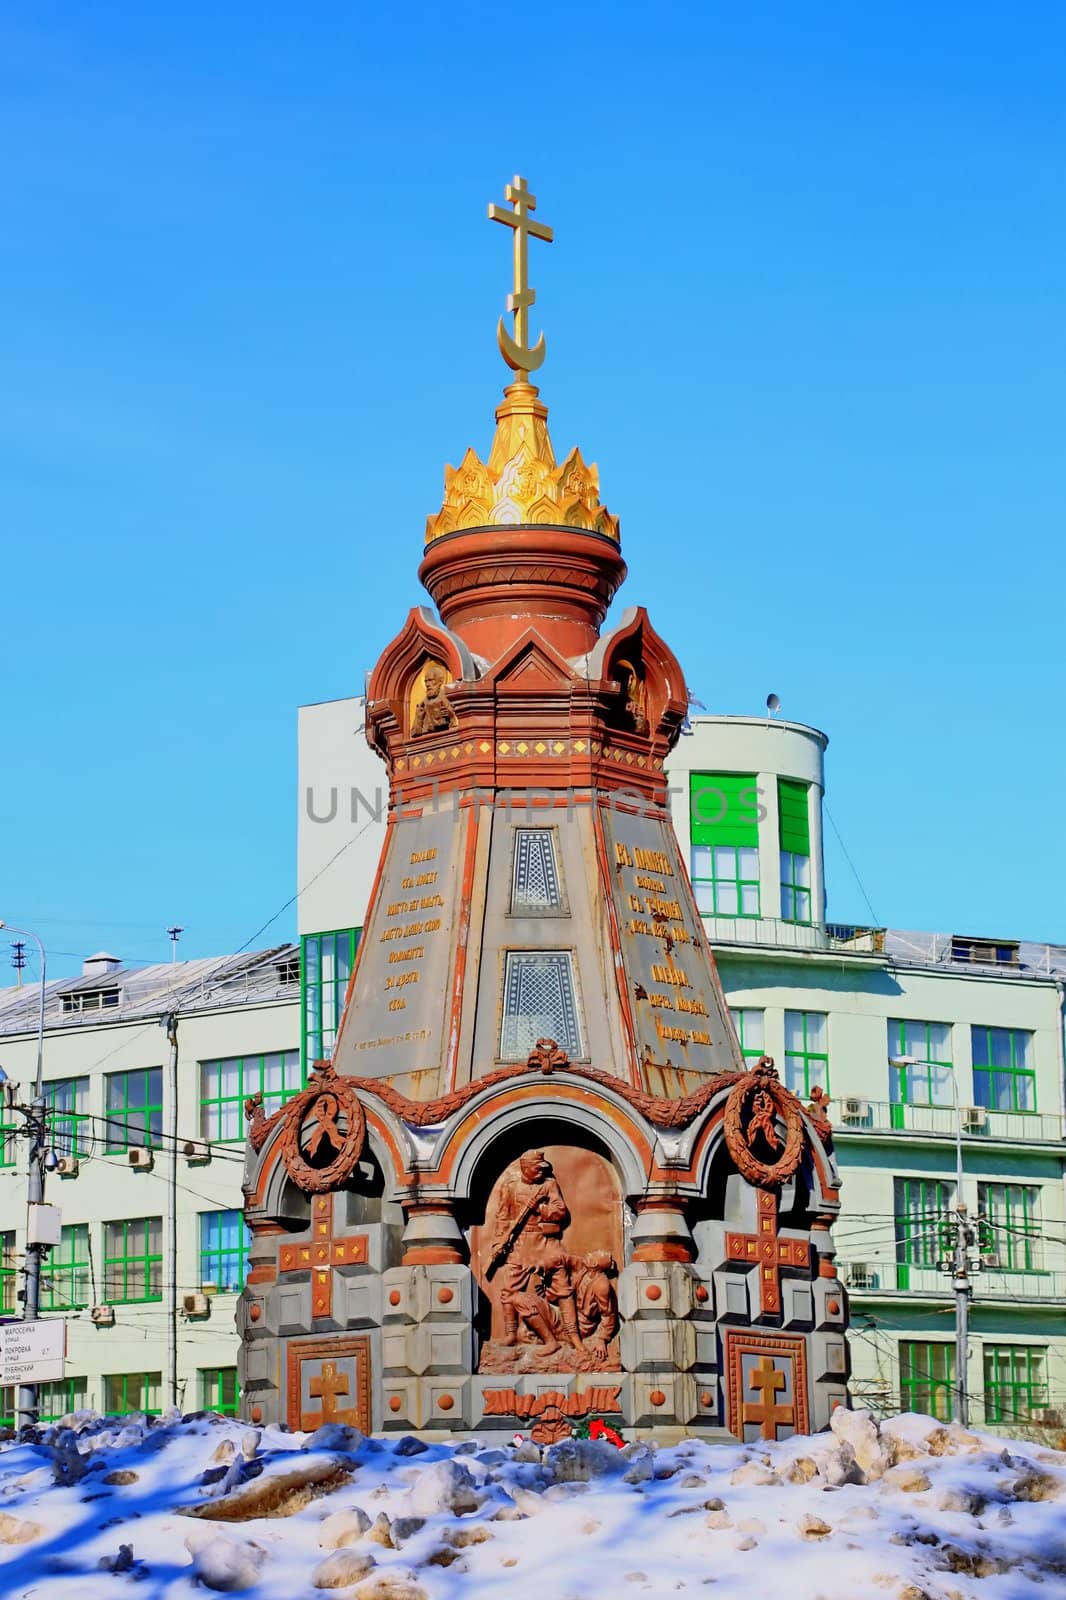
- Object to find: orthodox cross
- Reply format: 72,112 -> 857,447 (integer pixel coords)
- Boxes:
742,1356 -> 795,1440
308,1360 -> 352,1423
725,1188 -> 810,1316
488,175 -> 554,376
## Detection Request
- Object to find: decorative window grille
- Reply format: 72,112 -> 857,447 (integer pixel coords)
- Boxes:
511,830 -> 562,912
500,951 -> 582,1061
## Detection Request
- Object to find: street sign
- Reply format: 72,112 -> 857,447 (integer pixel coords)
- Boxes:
0,1319 -> 66,1385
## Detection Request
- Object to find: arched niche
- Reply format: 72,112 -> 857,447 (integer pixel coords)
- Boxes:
460,1116 -> 626,1371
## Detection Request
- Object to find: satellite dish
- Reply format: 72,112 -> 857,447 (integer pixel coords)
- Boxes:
766,693 -> 781,717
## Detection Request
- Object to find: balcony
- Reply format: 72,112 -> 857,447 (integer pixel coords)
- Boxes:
704,915 -> 832,952
838,1259 -> 1066,1304
833,1098 -> 1066,1148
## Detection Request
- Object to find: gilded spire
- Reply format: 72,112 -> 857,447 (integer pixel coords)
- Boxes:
423,179 -> 619,546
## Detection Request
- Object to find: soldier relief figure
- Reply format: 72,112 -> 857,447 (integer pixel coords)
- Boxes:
479,1150 -> 620,1374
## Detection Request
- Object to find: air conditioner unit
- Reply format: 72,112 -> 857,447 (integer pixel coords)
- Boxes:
1030,1407 -> 1064,1426
56,1155 -> 80,1179
980,1250 -> 1001,1270
90,1305 -> 115,1327
182,1139 -> 210,1165
128,1146 -> 153,1170
961,1106 -> 987,1132
183,1292 -> 209,1318
841,1097 -> 869,1121
200,1281 -> 219,1297
846,1263 -> 879,1290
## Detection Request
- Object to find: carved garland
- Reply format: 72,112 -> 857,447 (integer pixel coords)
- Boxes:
247,1042 -> 811,1191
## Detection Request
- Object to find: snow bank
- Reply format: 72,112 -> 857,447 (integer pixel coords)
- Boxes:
0,1408 -> 1063,1598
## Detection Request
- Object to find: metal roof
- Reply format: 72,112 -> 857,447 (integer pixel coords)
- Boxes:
0,944 -> 300,1038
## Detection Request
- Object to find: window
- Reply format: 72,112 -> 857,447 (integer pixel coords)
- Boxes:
951,936 -> 1019,967
511,829 -> 563,912
302,930 -> 359,1068
42,1224 -> 91,1312
778,779 -> 811,923
45,1078 -> 90,1158
104,1068 -> 162,1151
888,1021 -> 953,1106
200,1051 -> 302,1142
104,1217 -> 162,1303
0,1232 -> 16,1315
894,1178 -> 954,1284
689,772 -> 760,918
899,1340 -> 955,1422
200,1367 -> 240,1417
61,986 -> 120,1013
200,1210 -> 250,1293
978,1183 -> 1042,1271
730,1007 -> 765,1063
500,951 -> 583,1061
983,1345 -> 1048,1425
972,1027 -> 1035,1113
0,1116 -> 15,1169
783,1011 -> 828,1096
36,1378 -> 88,1421
104,1372 -> 161,1417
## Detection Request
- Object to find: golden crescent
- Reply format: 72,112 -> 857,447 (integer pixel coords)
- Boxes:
497,317 -> 546,374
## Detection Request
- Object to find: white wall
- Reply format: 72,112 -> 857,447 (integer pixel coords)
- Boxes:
297,696 -> 387,938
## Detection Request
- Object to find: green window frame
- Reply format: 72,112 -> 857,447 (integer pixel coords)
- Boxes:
45,1077 -> 90,1159
978,1183 -> 1043,1271
983,1344 -> 1048,1425
729,1007 -> 765,1062
888,1020 -> 953,1111
0,1115 -> 16,1168
36,1377 -> 88,1421
689,772 -> 761,918
899,1340 -> 955,1422
778,779 -> 812,924
104,1067 -> 163,1151
893,1177 -> 954,1288
103,1217 -> 162,1304
972,1026 -> 1036,1113
199,1210 -> 250,1293
42,1223 -> 92,1312
783,1010 -> 828,1096
199,1051 -> 302,1143
200,1367 -> 240,1417
104,1372 -> 161,1417
0,1231 -> 16,1315
302,929 -> 360,1069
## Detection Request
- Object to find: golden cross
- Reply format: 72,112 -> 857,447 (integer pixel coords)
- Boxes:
741,1355 -> 795,1441
488,174 -> 554,377
309,1359 -> 350,1421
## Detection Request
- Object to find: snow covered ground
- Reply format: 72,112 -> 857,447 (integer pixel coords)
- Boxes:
0,1408 -> 1064,1600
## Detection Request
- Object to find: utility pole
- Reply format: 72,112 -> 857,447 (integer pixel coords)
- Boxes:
163,1011 -> 179,1410
0,922 -> 48,1429
890,1052 -> 975,1425
11,941 -> 26,988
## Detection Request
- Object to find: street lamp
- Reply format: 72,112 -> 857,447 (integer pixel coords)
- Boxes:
888,1053 -> 973,1425
0,922 -> 48,1429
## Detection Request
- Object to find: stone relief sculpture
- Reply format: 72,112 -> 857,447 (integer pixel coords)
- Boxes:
478,1149 -> 620,1374
411,661 -> 458,736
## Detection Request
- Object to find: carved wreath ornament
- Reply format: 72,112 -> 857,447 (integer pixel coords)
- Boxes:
246,1061 -> 366,1194
722,1056 -> 805,1187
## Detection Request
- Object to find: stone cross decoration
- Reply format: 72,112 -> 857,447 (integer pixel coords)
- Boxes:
742,1355 -> 796,1440
724,1188 -> 810,1316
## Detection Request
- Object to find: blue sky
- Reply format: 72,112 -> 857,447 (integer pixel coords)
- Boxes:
2,2 -> 1063,979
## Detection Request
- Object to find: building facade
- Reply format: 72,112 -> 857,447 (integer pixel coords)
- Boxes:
2,718 -> 1062,1432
